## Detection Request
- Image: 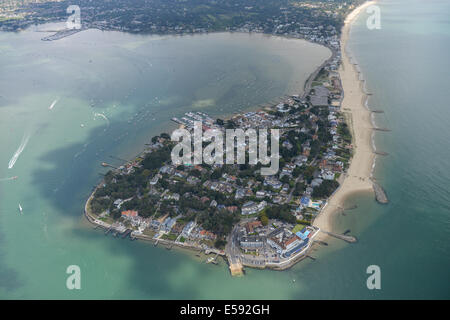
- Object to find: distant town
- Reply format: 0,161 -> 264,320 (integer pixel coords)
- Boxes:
1,0 -> 360,49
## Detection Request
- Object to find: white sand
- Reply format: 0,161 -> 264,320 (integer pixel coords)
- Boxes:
313,1 -> 377,239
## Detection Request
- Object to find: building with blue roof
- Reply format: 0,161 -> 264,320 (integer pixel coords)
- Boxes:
300,196 -> 310,207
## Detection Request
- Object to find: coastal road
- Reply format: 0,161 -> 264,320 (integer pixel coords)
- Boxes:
225,224 -> 242,267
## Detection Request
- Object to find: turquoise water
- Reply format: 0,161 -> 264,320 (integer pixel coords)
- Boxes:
1,0 -> 449,299
0,28 -> 330,299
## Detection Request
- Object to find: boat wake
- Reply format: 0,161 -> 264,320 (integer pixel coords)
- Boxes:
0,176 -> 17,182
8,132 -> 31,169
94,112 -> 110,127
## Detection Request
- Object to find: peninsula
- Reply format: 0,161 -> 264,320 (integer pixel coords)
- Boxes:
81,1 -> 386,276
2,0 -> 385,275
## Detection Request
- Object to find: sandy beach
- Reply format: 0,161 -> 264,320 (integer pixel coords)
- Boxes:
313,1 -> 377,239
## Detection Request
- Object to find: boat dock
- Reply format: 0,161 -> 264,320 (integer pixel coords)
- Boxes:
206,253 -> 219,264
171,111 -> 214,128
121,229 -> 132,239
101,162 -> 118,169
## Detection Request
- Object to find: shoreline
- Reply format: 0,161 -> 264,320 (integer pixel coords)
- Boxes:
313,0 -> 378,240
82,2 -> 375,273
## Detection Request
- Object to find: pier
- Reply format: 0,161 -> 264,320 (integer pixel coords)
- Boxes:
373,182 -> 389,204
41,29 -> 82,41
322,231 -> 357,243
374,151 -> 389,156
101,162 -> 118,169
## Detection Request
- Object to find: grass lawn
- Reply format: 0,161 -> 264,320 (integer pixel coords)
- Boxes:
162,233 -> 177,241
292,224 -> 307,233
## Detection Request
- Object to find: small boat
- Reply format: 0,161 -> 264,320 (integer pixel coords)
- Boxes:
48,99 -> 58,110
19,204 -> 23,214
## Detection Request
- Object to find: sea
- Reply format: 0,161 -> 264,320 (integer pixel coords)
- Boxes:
0,0 -> 448,299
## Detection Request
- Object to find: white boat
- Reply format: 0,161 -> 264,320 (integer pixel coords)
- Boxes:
19,204 -> 23,214
48,99 -> 58,110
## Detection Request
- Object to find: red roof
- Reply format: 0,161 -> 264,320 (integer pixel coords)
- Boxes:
284,236 -> 300,247
121,210 -> 138,217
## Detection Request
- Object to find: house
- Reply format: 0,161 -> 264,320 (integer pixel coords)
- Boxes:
241,201 -> 267,215
113,199 -> 124,208
227,206 -> 238,213
256,190 -> 267,199
121,210 -> 138,218
321,170 -> 335,180
159,165 -> 175,175
171,193 -> 180,201
149,174 -> 161,185
187,176 -> 200,185
311,178 -> 323,187
182,221 -> 195,237
161,217 -> 177,233
264,176 -> 283,189
300,196 -> 310,208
